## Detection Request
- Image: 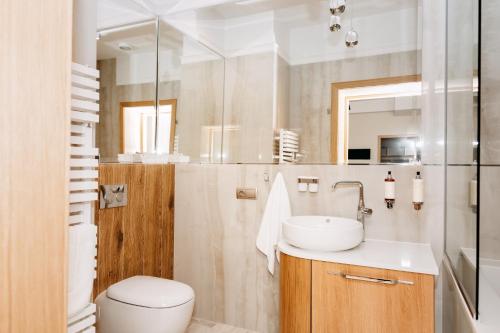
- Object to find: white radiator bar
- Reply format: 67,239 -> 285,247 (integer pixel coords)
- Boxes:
72,62 -> 100,78
68,214 -> 84,225
72,86 -> 99,101
70,147 -> 99,156
274,129 -> 301,164
71,111 -> 99,123
71,74 -> 99,90
69,192 -> 98,204
70,158 -> 99,168
67,63 -> 99,333
69,181 -> 98,192
71,99 -> 99,112
69,170 -> 99,180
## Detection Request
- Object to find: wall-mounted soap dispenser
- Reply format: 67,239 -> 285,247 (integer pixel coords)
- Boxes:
412,171 -> 424,210
384,171 -> 395,209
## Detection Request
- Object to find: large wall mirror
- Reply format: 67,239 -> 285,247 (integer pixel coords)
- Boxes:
97,21 -> 158,161
96,20 -> 225,163
190,0 -> 423,165
97,0 -> 422,165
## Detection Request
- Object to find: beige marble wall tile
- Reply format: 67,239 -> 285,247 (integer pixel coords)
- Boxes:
480,0 -> 500,165
446,0 -> 476,165
223,53 -> 275,163
479,166 -> 500,260
421,0 -> 446,165
288,51 -> 419,163
174,164 -> 279,333
176,59 -> 225,163
445,166 -> 476,269
442,260 -> 476,333
174,163 -> 444,332
276,164 -> 442,248
276,55 -> 290,130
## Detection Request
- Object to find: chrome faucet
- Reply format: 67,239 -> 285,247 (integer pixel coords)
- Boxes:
332,181 -> 373,240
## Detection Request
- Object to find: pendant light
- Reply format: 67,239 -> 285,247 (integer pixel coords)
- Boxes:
330,15 -> 341,31
330,0 -> 346,15
345,1 -> 358,47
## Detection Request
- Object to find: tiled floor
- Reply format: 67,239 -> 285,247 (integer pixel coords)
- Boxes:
187,318 -> 258,333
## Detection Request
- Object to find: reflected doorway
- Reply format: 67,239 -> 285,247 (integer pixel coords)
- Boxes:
120,99 -> 177,154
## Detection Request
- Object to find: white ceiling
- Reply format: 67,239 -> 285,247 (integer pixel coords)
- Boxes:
97,0 -> 419,29
199,0 -> 418,20
97,0 -> 421,64
97,19 -> 222,63
98,0 -> 153,30
97,0 -> 240,29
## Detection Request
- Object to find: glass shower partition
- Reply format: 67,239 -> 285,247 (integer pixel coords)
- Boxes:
477,0 -> 500,328
444,0 -> 479,317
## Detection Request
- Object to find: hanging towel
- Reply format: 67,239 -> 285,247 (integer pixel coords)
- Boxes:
256,172 -> 291,275
68,223 -> 97,318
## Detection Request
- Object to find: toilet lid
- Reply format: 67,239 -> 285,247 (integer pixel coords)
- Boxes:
106,276 -> 194,308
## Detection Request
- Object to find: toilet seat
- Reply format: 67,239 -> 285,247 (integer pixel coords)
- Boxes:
106,276 -> 194,308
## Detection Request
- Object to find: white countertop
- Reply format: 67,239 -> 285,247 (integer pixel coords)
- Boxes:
278,239 -> 439,276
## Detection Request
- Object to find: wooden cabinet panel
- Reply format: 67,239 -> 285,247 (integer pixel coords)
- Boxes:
94,163 -> 175,296
312,261 -> 434,333
0,0 -> 72,331
280,254 -> 312,333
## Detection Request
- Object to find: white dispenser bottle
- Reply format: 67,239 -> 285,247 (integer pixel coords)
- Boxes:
384,171 -> 395,209
413,171 -> 424,210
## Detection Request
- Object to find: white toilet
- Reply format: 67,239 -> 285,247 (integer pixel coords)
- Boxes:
96,276 -> 195,333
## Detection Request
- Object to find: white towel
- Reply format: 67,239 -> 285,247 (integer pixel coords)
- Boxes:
256,172 -> 291,275
68,224 -> 97,318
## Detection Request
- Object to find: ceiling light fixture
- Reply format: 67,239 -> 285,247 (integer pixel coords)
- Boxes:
118,42 -> 133,51
329,15 -> 341,32
345,29 -> 359,47
345,1 -> 358,48
330,0 -> 346,15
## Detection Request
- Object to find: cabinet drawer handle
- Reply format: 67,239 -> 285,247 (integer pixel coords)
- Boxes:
327,271 -> 414,286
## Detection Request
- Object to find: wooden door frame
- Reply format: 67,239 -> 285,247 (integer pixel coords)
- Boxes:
330,75 -> 421,164
119,99 -> 177,154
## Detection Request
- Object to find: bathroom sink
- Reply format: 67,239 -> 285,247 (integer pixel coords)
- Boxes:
282,216 -> 363,252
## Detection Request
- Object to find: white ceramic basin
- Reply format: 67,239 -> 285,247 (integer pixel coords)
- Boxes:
282,216 -> 363,252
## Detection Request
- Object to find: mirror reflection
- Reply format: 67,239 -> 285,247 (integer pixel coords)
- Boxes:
96,0 -> 422,165
345,79 -> 422,165
96,21 -> 158,162
96,20 -> 225,163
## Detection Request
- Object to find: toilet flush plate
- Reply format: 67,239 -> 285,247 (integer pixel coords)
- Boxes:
99,184 -> 128,209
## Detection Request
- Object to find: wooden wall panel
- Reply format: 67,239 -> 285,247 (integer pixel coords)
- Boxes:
280,253 -> 312,333
94,163 -> 175,296
0,0 -> 72,332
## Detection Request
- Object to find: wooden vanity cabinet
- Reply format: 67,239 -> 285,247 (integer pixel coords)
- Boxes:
280,254 -> 435,333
